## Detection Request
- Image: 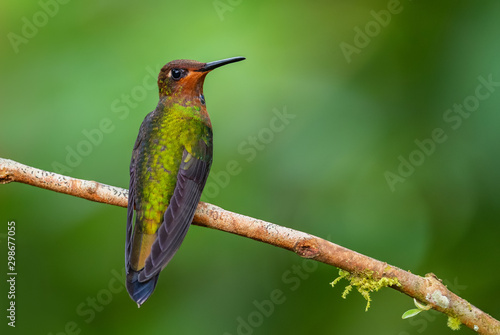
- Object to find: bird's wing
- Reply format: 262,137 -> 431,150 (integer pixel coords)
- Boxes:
125,113 -> 151,271
138,137 -> 213,281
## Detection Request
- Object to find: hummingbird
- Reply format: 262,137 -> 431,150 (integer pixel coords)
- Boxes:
125,56 -> 245,306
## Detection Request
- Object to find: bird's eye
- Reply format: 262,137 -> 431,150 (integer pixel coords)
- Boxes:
171,68 -> 183,80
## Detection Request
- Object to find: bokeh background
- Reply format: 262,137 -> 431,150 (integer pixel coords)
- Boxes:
1,1 -> 499,334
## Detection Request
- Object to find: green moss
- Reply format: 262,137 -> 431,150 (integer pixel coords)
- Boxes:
330,269 -> 401,311
447,316 -> 461,331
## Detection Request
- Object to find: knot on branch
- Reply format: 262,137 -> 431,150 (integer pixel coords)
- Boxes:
85,181 -> 98,194
294,238 -> 320,258
0,171 -> 12,184
424,273 -> 451,308
0,161 -> 13,184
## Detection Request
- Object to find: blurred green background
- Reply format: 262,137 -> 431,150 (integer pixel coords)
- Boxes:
1,0 -> 499,334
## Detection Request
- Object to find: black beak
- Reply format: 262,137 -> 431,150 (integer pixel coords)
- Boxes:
197,57 -> 245,72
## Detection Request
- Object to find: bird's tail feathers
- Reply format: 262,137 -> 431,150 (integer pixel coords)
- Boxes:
126,269 -> 159,307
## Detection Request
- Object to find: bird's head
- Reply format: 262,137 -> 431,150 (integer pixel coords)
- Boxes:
157,57 -> 245,104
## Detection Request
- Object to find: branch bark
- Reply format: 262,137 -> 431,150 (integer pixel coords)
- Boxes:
1,157 -> 498,334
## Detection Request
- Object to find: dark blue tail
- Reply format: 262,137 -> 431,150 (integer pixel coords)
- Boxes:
126,270 -> 159,307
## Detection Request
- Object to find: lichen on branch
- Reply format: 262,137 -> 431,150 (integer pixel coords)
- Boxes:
330,269 -> 401,311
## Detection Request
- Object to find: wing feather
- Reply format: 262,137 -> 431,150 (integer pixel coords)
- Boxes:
125,113 -> 151,272
139,138 -> 212,281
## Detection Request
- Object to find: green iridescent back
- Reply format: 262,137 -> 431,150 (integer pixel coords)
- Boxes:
134,98 -> 212,235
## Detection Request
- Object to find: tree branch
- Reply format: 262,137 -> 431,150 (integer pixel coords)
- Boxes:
1,157 -> 498,334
